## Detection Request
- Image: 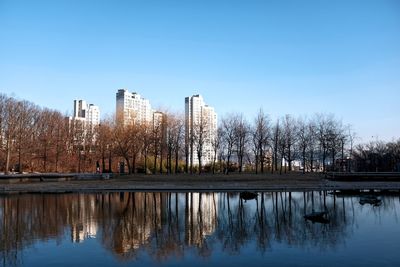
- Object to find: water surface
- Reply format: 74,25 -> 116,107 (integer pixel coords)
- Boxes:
1,191 -> 400,266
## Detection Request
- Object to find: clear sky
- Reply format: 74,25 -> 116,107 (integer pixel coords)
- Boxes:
1,0 -> 399,142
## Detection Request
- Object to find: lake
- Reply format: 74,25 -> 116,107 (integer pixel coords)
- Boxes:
1,191 -> 400,266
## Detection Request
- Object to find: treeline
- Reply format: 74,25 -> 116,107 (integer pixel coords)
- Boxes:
352,140 -> 400,172
1,93 -> 399,174
1,94 -> 72,174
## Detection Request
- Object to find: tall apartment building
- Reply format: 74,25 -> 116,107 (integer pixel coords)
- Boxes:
116,89 -> 153,125
185,94 -> 217,167
73,100 -> 100,127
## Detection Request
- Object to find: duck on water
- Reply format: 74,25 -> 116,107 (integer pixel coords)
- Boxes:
304,211 -> 330,224
240,192 -> 258,201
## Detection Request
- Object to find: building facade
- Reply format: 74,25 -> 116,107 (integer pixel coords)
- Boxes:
116,89 -> 153,125
73,99 -> 100,127
185,94 -> 217,167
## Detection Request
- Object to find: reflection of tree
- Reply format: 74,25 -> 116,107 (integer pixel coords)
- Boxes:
2,191 -> 400,265
0,194 -> 90,266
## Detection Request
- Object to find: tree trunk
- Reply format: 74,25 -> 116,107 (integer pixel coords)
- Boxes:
5,140 -> 11,175
132,155 -> 136,174
102,150 -> 106,172
108,150 -> 112,173
125,157 -> 132,174
18,140 -> 22,174
144,150 -> 148,174
159,150 -> 163,174
175,149 -> 179,174
255,154 -> 258,174
212,150 -> 217,174
302,148 -> 306,174
190,138 -> 194,174
310,150 -> 314,173
260,147 -> 264,174
43,145 -> 48,173
226,156 -> 231,175
154,153 -> 157,174
185,144 -> 189,174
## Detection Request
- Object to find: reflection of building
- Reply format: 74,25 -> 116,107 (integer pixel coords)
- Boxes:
102,192 -> 163,256
185,95 -> 217,166
187,193 -> 218,246
70,196 -> 98,243
71,221 -> 98,243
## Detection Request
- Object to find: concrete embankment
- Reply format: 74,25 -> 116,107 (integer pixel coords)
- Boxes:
1,173 -> 400,193
0,173 -> 110,184
326,172 -> 400,181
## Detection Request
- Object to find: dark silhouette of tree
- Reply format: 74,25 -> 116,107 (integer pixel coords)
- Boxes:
251,110 -> 270,174
221,114 -> 237,174
234,114 -> 249,173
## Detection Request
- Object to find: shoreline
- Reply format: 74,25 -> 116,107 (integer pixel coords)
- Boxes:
2,173 -> 400,193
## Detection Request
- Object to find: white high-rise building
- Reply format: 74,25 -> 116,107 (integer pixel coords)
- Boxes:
185,94 -> 217,167
73,100 -> 100,127
116,89 -> 153,125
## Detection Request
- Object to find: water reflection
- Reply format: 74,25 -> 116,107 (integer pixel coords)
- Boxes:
0,191 -> 399,266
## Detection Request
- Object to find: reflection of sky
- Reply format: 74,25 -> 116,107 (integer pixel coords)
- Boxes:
3,192 -> 400,267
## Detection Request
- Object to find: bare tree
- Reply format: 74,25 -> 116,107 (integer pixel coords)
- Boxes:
234,114 -> 249,173
307,120 -> 318,172
54,113 -> 69,172
278,121 -> 287,175
211,126 -> 222,174
152,113 -> 165,174
130,123 -> 143,174
270,119 -> 280,173
283,115 -> 297,172
296,117 -> 311,174
221,114 -> 237,174
347,128 -> 357,172
95,117 -> 114,173
2,96 -> 19,174
141,122 -> 151,174
166,113 -> 184,174
166,114 -> 176,174
252,110 -> 270,174
35,109 -> 64,172
193,115 -> 208,174
173,115 -> 184,174
185,126 -> 190,174
326,119 -> 345,172
315,114 -> 330,173
0,95 -> 6,171
14,100 -> 38,173
113,122 -> 133,174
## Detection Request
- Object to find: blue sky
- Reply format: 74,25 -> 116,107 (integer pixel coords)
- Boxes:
0,0 -> 399,142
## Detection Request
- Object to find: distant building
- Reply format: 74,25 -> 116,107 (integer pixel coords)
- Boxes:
153,111 -> 167,149
73,99 -> 100,127
185,94 -> 217,167
116,89 -> 153,125
67,100 -> 100,146
153,111 -> 165,128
